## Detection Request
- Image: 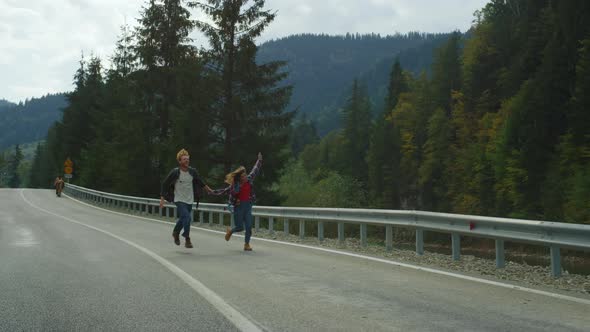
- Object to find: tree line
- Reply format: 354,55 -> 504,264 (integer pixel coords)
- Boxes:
280,0 -> 590,224
23,0 -> 590,223
0,94 -> 66,150
27,0 -> 293,204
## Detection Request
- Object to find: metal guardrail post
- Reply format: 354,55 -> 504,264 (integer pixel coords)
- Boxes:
199,211 -> 204,225
269,217 -> 274,233
386,225 -> 393,252
318,221 -> 324,242
550,246 -> 561,277
452,233 -> 461,261
218,213 -> 224,226
208,211 -> 213,225
360,224 -> 367,248
284,219 -> 289,235
416,229 -> 424,256
255,216 -> 260,232
338,222 -> 344,244
299,220 -> 305,239
495,239 -> 505,268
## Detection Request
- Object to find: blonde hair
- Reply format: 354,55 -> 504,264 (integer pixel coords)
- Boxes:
176,149 -> 189,161
225,166 -> 246,185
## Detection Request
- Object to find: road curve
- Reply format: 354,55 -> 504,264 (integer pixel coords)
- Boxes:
1,189 -> 588,331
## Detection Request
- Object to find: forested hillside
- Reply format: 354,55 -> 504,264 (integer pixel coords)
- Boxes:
280,0 -> 590,224
258,33 -> 453,134
0,94 -> 67,150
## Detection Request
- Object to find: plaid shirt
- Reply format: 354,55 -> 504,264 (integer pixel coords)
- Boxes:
211,158 -> 262,212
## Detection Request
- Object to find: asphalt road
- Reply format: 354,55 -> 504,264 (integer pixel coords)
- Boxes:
1,189 -> 589,331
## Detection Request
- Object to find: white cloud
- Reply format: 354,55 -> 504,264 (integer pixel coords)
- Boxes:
0,0 -> 489,103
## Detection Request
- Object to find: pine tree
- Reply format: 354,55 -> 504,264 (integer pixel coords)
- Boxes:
342,79 -> 371,182
384,58 -> 408,113
28,143 -> 44,188
367,58 -> 407,208
558,36 -> 590,223
431,31 -> 461,113
7,145 -> 23,188
419,109 -> 451,211
190,0 -> 294,203
135,0 -> 197,141
391,91 -> 420,209
110,24 -> 137,79
291,114 -> 319,156
37,124 -> 64,188
0,152 -> 6,187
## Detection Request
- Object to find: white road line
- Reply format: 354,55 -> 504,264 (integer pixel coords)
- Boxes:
63,191 -> 590,306
20,190 -> 263,332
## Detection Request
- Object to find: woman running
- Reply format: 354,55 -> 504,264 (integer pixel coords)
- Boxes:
211,152 -> 262,251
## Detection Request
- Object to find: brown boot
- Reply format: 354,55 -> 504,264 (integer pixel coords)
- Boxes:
172,231 -> 180,246
244,243 -> 252,251
224,227 -> 232,241
185,237 -> 193,248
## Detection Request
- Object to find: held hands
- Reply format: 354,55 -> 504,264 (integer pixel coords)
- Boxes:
159,197 -> 165,209
204,185 -> 213,194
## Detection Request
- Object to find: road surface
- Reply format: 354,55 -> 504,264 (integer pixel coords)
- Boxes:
1,189 -> 588,331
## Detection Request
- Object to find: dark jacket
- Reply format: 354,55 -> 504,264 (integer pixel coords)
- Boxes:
160,167 -> 206,205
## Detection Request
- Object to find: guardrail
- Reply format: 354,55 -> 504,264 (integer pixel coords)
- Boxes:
64,183 -> 590,277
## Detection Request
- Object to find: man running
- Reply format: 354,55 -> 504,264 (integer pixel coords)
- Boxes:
160,149 -> 212,248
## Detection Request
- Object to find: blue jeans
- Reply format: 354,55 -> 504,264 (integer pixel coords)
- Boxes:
173,202 -> 192,237
232,201 -> 253,244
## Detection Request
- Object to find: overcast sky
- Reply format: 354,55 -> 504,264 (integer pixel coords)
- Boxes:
0,0 -> 489,103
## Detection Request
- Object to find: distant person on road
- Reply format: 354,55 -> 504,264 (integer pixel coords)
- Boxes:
210,152 -> 263,251
160,149 -> 212,249
54,176 -> 64,197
